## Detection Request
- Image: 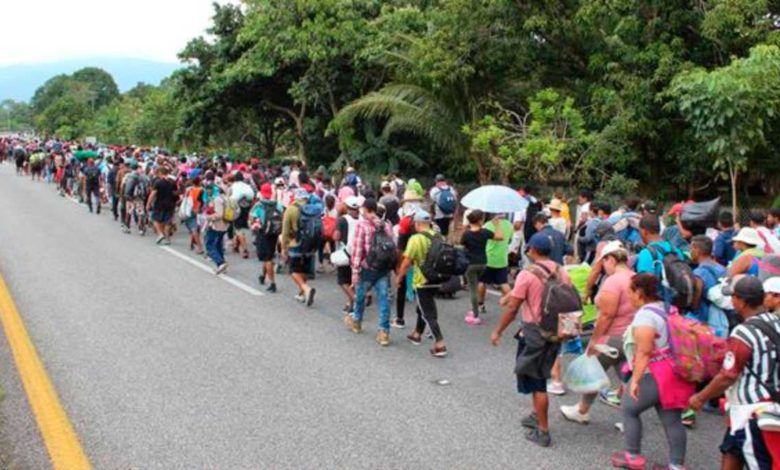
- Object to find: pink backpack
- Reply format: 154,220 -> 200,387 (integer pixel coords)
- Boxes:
647,305 -> 727,383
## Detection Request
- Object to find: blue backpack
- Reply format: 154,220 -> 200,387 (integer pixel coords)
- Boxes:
612,212 -> 642,251
436,187 -> 457,215
297,195 -> 324,253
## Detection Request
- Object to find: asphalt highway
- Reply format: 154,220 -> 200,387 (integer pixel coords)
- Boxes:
0,164 -> 722,469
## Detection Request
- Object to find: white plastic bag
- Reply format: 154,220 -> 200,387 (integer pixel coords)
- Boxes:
563,353 -> 610,394
330,246 -> 350,267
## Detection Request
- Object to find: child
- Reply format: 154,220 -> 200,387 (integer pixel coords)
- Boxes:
461,209 -> 503,325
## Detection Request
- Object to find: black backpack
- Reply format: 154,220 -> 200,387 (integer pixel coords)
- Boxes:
84,166 -> 100,186
366,223 -> 398,273
648,244 -> 695,310
527,263 -> 583,342
420,232 -> 468,284
262,201 -> 283,237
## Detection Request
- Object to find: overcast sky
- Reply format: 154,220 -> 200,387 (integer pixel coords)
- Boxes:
1,0 -> 239,65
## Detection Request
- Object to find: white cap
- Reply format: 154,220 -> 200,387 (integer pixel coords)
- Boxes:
344,196 -> 360,210
733,227 -> 764,247
596,240 -> 627,263
764,277 -> 780,295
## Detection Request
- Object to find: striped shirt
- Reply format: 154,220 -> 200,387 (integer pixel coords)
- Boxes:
726,313 -> 780,405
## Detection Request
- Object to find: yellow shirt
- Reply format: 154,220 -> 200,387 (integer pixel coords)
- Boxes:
403,228 -> 436,288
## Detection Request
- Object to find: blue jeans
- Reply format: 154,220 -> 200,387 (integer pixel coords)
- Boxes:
352,270 -> 391,332
205,228 -> 226,266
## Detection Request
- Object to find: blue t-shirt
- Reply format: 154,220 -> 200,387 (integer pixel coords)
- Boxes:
692,261 -> 726,322
635,241 -> 677,275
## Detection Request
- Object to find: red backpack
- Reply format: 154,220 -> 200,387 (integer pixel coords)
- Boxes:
322,215 -> 337,241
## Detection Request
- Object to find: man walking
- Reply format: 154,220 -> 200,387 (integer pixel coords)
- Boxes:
429,174 -> 458,236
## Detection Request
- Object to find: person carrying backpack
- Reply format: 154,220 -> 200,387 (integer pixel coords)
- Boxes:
250,183 -> 284,293
281,188 -> 318,306
204,184 -> 230,275
81,158 -> 102,215
394,210 -> 449,357
343,199 -> 396,346
636,214 -> 695,311
689,276 -> 780,470
429,174 -> 458,236
690,236 -> 727,329
490,233 -> 574,448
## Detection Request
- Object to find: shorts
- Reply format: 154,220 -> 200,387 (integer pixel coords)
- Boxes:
289,254 -> 313,275
515,335 -> 555,395
337,265 -> 352,286
151,209 -> 173,224
480,266 -> 509,285
183,216 -> 199,233
720,418 -> 775,469
255,234 -> 279,262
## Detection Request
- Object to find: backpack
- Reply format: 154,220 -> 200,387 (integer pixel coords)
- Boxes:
435,187 -> 457,215
647,305 -> 727,383
297,195 -> 324,253
262,201 -> 283,237
526,263 -> 583,342
178,188 -> 194,221
123,173 -> 138,198
133,177 -> 150,200
743,317 -> 780,403
322,215 -> 337,241
223,197 -> 240,222
613,213 -> 643,252
419,232 -> 468,284
365,223 -> 398,273
648,244 -> 695,310
84,166 -> 100,186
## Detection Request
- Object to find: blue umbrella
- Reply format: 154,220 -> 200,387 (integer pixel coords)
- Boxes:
461,185 -> 529,214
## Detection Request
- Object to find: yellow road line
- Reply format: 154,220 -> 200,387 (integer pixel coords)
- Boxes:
0,274 -> 91,470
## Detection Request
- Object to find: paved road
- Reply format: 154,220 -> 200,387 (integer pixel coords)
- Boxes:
0,163 -> 721,469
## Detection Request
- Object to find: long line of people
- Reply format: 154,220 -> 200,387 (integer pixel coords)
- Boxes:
4,136 -> 780,469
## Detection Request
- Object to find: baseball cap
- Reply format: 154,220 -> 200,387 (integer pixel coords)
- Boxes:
596,240 -> 626,262
413,210 -> 432,223
260,183 -> 273,199
435,173 -> 445,182
294,188 -> 309,200
526,233 -> 553,255
764,277 -> 780,295
344,196 -> 360,210
723,275 -> 764,301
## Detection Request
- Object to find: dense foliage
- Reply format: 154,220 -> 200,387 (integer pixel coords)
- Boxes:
15,0 -> 780,201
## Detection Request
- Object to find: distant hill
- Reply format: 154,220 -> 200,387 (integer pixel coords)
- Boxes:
0,58 -> 182,102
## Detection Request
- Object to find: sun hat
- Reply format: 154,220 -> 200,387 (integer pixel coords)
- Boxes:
732,227 -> 764,247
548,198 -> 565,212
763,277 -> 780,295
402,189 -> 423,203
344,196 -> 360,210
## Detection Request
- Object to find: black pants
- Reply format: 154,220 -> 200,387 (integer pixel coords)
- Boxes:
85,185 -> 100,213
396,272 -> 407,320
111,194 -> 120,220
414,287 -> 442,342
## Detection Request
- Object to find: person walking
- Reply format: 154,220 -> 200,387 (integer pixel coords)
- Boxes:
282,188 -> 317,306
429,174 -> 458,236
81,158 -> 102,214
204,184 -> 229,274
461,210 -> 503,325
250,183 -> 284,293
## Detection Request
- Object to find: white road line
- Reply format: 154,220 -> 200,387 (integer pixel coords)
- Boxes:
487,289 -> 502,297
160,246 -> 265,296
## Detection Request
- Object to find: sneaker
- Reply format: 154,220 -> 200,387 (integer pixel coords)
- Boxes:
614,422 -> 624,433
610,451 -> 646,470
376,331 -> 390,346
464,311 -> 475,324
342,303 -> 352,313
305,287 -> 316,307
275,264 -> 283,274
430,345 -> 448,358
215,263 -> 228,275
478,303 -> 486,315
294,294 -> 306,303
391,318 -> 406,329
266,283 -> 277,293
524,428 -> 551,447
343,314 -> 361,333
258,274 -> 266,285
122,227 -> 131,234
406,334 -> 422,345
599,389 -> 622,408
465,313 -> 483,326
156,235 -> 165,245
521,413 -> 538,429
547,381 -> 566,396
560,404 -> 590,424
161,238 -> 171,246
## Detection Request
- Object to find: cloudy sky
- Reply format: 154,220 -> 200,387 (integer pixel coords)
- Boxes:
1,0 -> 239,65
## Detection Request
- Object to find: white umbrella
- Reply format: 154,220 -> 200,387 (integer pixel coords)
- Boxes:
461,185 -> 529,214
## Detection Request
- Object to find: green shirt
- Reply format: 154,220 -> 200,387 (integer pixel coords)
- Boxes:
484,219 -> 513,268
404,228 -> 437,288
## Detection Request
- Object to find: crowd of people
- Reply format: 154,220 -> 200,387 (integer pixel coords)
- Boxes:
3,136 -> 780,469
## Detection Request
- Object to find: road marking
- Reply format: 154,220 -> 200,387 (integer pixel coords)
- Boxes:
0,273 -> 91,470
160,246 -> 264,296
487,289 -> 502,297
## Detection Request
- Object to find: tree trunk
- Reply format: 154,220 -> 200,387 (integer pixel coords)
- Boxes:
728,159 -> 739,222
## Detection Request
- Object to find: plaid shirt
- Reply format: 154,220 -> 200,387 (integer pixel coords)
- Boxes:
350,214 -> 392,285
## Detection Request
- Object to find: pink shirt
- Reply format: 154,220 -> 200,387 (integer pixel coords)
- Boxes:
511,260 -> 571,324
595,268 -> 636,339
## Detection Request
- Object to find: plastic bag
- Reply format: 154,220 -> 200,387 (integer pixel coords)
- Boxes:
330,245 -> 350,267
563,353 -> 611,394
680,198 -> 719,229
